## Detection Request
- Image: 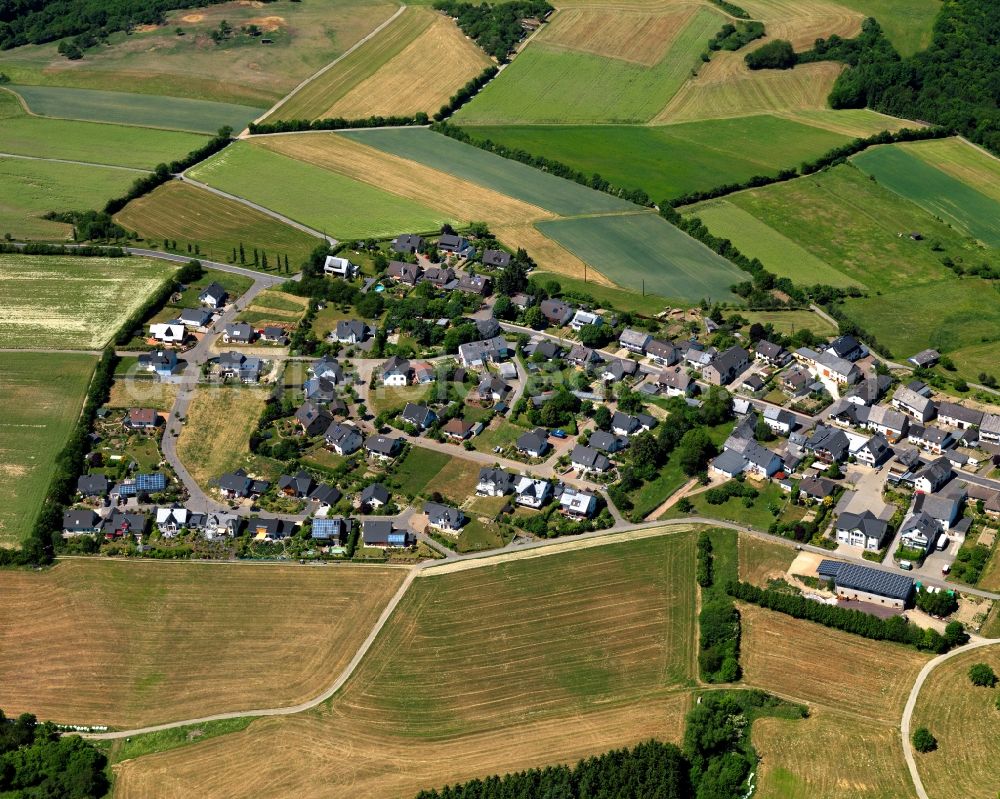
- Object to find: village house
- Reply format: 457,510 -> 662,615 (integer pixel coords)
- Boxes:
391,233 -> 424,254
909,425 -> 953,454
62,509 -> 101,537
566,344 -> 601,368
381,355 -> 411,387
438,234 -> 474,258
365,434 -> 402,461
218,468 -> 255,499
515,475 -> 551,508
805,425 -> 850,463
323,255 -> 356,278
835,510 -> 890,551
458,336 -> 510,369
908,349 -> 940,369
915,491 -> 963,531
295,402 -> 333,437
335,319 -> 370,344
611,412 -> 656,437
780,364 -> 812,397
818,560 -> 912,609
476,468 -> 514,496
703,346 -> 750,386
657,366 -> 694,397
516,428 -> 551,459
155,506 -> 190,537
401,403 -> 436,430
457,274 -> 490,296
260,326 -> 288,345
754,340 -> 790,368
310,357 -> 343,384
762,406 -> 795,436
198,282 -> 227,309
570,309 -> 602,331
525,337 -> 560,361
892,387 -> 936,422
844,375 -> 892,407
149,320 -> 185,344
421,266 -> 455,288
482,249 -> 510,268
600,358 -> 639,383
589,430 -> 628,453
247,517 -> 290,543
425,501 -> 465,532
359,483 -> 390,511
900,512 -> 939,553
865,404 -> 909,441
387,261 -> 422,286
277,471 -> 314,498
937,401 -> 984,430
794,347 -> 859,386
825,335 -> 865,362
646,340 -> 680,366
362,519 -> 411,548
560,486 -> 597,519
442,417 -> 474,441
797,476 -> 838,502
216,351 -> 261,383
311,516 -> 349,546
138,349 -> 180,377
619,328 -> 651,354
914,456 -> 952,494
178,308 -> 213,329
477,376 -> 511,404
77,474 -> 109,498
124,407 -> 162,432
856,433 -> 892,467
540,299 -> 573,327
979,413 -> 1000,445
571,444 -> 611,474
101,511 -> 148,539
222,322 -> 254,345
309,483 -> 342,510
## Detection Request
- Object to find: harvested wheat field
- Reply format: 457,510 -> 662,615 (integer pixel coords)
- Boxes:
252,134 -> 553,227
494,222 -> 612,285
778,108 -> 921,137
753,709 -> 916,799
113,533 -> 697,797
739,0 -> 863,49
114,692 -> 692,799
657,56 -> 843,123
0,559 -> 406,727
739,603 -> 929,722
910,644 -> 1000,799
541,5 -> 700,66
176,386 -> 270,489
738,535 -> 794,586
321,11 -> 491,119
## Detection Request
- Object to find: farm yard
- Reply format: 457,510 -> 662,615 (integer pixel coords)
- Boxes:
454,5 -> 723,124
461,116 -> 853,203
536,212 -> 744,303
175,386 -> 275,491
0,0 -> 399,107
0,89 -> 207,169
0,156 -> 137,240
187,141 -> 452,240
112,532 -> 698,797
853,142 -> 1000,248
269,7 -> 489,122
0,559 -> 407,727
114,181 -> 322,269
341,128 -> 636,217
910,645 -> 1000,799
0,352 -> 95,546
0,254 -> 175,348
5,84 -> 257,134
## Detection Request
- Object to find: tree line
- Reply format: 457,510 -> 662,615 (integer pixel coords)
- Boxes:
697,531 -> 742,684
433,0 -> 553,61
727,581 -> 969,654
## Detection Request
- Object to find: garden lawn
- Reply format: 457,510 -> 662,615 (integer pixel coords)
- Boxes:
0,254 -> 175,348
0,352 -> 95,545
853,144 -> 1000,248
173,269 -> 253,307
188,142 -> 450,239
115,181 -> 322,269
536,213 -> 744,303
662,479 -> 801,528
741,309 -> 838,337
0,89 -> 206,168
463,116 -> 851,203
454,6 -> 722,124
340,128 -> 635,217
0,156 -> 137,240
726,164 -> 987,293
683,199 -> 857,288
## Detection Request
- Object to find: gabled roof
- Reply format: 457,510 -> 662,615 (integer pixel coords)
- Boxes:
336,319 -> 369,340
309,483 -> 342,506
360,483 -> 390,505
478,467 -> 513,489
517,428 -> 549,454
365,434 -> 400,455
401,403 -> 435,428
826,335 -> 862,359
424,501 -> 464,527
867,404 -> 909,431
755,340 -> 787,361
915,456 -> 952,488
199,282 -> 227,302
571,444 -> 610,470
893,387 -> 935,415
589,430 -> 628,452
836,509 -> 887,538
937,401 -> 984,426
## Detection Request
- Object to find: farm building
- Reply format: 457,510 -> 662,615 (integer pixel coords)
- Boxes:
819,560 -> 913,609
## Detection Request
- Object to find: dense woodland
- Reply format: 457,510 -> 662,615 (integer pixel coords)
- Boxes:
0,0 -> 231,53
0,709 -> 108,798
434,0 -> 553,61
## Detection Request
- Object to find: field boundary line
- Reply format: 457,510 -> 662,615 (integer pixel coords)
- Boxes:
900,637 -> 1000,799
251,4 -> 409,132
0,151 -> 152,173
53,554 -> 411,571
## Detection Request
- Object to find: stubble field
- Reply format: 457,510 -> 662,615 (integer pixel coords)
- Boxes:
112,532 -> 698,797
0,254 -> 175,348
0,559 -> 407,727
0,352 -> 95,546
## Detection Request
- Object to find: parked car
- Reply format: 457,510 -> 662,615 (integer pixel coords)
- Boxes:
942,563 -> 951,575
551,429 -> 567,439
899,560 -> 913,571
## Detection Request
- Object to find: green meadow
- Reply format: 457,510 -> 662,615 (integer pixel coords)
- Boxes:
453,6 -> 721,124
462,116 -> 851,203
536,212 -> 744,303
188,141 -> 451,239
341,128 -> 635,216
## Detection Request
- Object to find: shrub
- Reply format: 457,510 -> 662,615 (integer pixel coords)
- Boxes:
912,727 -> 937,753
745,39 -> 797,69
968,663 -> 998,688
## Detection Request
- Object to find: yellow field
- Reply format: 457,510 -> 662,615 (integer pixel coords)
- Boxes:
322,11 -> 491,119
740,0 -> 863,49
107,378 -> 178,412
739,603 -> 929,722
779,108 -> 922,137
658,55 -> 843,122
899,137 -> 1000,204
496,221 -> 612,285
910,645 -> 1000,799
112,533 -> 698,797
541,5 -> 700,66
0,559 -> 406,727
176,386 -> 270,488
252,134 -> 554,226
753,709 -> 916,799
738,535 -> 795,585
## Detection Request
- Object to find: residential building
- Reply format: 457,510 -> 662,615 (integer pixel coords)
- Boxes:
277,471 -> 314,498
755,340 -> 790,367
570,309 -> 602,331
611,412 -> 656,437
216,351 -> 261,383
913,456 -> 952,494
646,340 -> 679,366
155,506 -> 190,537
62,509 -> 100,536
101,511 -> 148,539
742,440 -> 783,478
309,483 -> 342,509
261,326 -> 289,345
657,366 -> 694,397
304,377 -> 338,404
294,401 -> 333,437
178,308 -> 212,329
892,387 -> 936,422
836,510 -> 890,550
363,520 -> 411,548
915,492 -> 963,532
825,335 -> 865,362
619,328 -> 651,354
762,406 -> 795,435
703,346 -> 750,386
900,512 -> 939,553
198,282 -> 227,308
412,361 -> 435,384
865,405 -> 909,441
540,299 -> 573,327
844,375 -> 891,407
218,469 -> 253,499
401,403 -> 436,430
323,255 -> 356,278
422,266 -> 455,288
77,474 -> 109,498
477,317 -> 502,339
711,449 -> 748,479
458,336 -> 510,369
381,355 -> 411,387
310,357 -> 343,384
359,483 -> 390,510
365,434 -> 402,461
856,433 -> 892,467
137,349 -> 180,377
911,425 -> 953,454
482,249 -> 510,268
798,476 -> 837,502
908,349 -> 940,368
560,486 -> 597,519
794,347 -> 859,385
571,445 -> 611,473
438,234 -> 474,257
526,338 -> 559,361
222,323 -> 254,344
424,501 -> 465,532
247,517 -> 289,542
979,413 -> 1000,445
566,344 -> 601,367
457,274 -> 490,295
442,417 -> 474,441
589,430 -> 628,454
516,428 -> 550,458
125,407 -> 161,431
335,319 -> 370,344
600,358 -> 639,382
805,425 -> 850,463
311,516 -> 349,545
477,376 -> 511,403
149,320 -> 185,344
937,402 -> 984,430
515,476 -> 551,508
391,233 -> 424,254
387,260 -> 422,286
476,468 -> 514,496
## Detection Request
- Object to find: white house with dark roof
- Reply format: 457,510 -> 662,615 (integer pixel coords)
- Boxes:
149,320 -> 185,344
515,475 -> 551,508
560,486 -> 597,519
381,355 -> 411,387
937,402 -> 984,430
646,340 -> 679,366
517,428 -> 550,458
892,387 -> 936,422
703,346 -> 750,386
619,328 -> 651,354
835,510 -> 889,550
325,422 -> 363,455
198,282 -> 227,308
755,340 -> 790,367
794,347 -> 859,386
865,404 -> 909,441
476,468 -> 514,496
914,456 -> 952,494
571,445 -> 611,474
658,366 -> 694,397
980,413 -> 1000,445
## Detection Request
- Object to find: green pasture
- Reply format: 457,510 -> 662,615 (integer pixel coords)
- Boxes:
726,164 -> 986,293
454,6 -> 721,124
188,141 -> 450,239
0,352 -> 96,545
831,0 -> 940,55
741,310 -> 837,337
841,278 -> 1000,362
340,128 -> 635,216
536,213 -> 744,303
946,340 -> 1000,383
897,138 -> 1000,203
682,199 -> 857,288
0,89 -> 206,169
0,156 -> 137,240
529,272 -> 670,316
8,85 -> 258,134
853,145 -> 1000,248
462,116 -> 850,203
